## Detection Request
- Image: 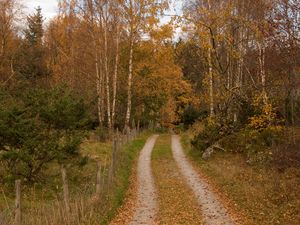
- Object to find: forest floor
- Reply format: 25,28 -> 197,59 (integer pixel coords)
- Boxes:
111,135 -> 237,225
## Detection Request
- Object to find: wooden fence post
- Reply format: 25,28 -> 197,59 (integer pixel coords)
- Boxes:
113,137 -> 117,171
122,134 -> 125,146
61,165 -> 70,218
96,161 -> 101,195
116,129 -> 120,151
126,129 -> 129,143
15,180 -> 21,225
108,137 -> 117,189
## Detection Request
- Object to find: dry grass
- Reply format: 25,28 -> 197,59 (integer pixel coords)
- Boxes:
2,196 -> 105,225
182,134 -> 300,225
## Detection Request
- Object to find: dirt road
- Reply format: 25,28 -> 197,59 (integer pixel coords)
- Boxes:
171,135 -> 235,225
111,135 -> 236,225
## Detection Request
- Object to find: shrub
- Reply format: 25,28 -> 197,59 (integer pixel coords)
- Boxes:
182,105 -> 206,128
191,113 -> 284,164
174,123 -> 185,134
191,117 -> 237,152
219,126 -> 285,164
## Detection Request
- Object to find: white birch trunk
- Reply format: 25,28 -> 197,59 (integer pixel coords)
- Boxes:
208,46 -> 214,117
207,0 -> 214,117
112,23 -> 120,128
125,35 -> 134,129
259,42 -> 267,104
96,60 -> 102,126
226,52 -> 231,90
100,54 -> 105,124
94,38 -> 103,127
104,19 -> 112,130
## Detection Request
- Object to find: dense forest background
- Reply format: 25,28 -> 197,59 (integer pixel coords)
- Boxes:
0,1 -> 300,224
0,0 -> 300,185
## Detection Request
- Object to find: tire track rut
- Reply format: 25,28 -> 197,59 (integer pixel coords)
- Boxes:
171,135 -> 236,225
130,135 -> 159,225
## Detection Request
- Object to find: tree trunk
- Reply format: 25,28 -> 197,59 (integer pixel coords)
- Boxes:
100,56 -> 105,124
259,42 -> 267,104
125,35 -> 134,129
104,20 -> 112,130
207,0 -> 214,117
94,37 -> 103,127
208,46 -> 214,117
112,23 -> 120,128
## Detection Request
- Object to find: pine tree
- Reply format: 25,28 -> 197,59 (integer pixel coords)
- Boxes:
16,6 -> 48,81
24,6 -> 44,45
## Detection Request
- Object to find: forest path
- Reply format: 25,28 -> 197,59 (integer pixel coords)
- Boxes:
171,135 -> 236,225
111,134 -> 236,225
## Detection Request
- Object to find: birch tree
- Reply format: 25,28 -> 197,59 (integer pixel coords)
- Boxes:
83,0 -> 122,130
122,0 -> 169,130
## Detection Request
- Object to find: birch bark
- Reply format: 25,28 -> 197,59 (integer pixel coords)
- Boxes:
125,34 -> 134,129
103,17 -> 112,130
208,45 -> 214,117
112,23 -> 120,127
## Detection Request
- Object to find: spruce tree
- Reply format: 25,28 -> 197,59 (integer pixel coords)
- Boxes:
24,6 -> 44,45
16,6 -> 48,80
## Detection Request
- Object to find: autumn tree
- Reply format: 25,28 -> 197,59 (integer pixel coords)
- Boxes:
183,0 -> 276,121
182,0 -> 300,154
0,0 -> 22,85
45,1 -> 96,112
129,25 -> 197,127
122,0 -> 169,130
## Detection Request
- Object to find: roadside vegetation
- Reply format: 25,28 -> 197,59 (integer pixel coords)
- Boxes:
182,132 -> 300,225
0,130 -> 148,225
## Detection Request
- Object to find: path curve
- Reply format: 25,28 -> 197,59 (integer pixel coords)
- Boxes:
130,135 -> 159,225
171,135 -> 235,225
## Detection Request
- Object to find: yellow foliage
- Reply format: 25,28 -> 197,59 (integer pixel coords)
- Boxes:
133,30 -> 199,127
249,94 -> 282,130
